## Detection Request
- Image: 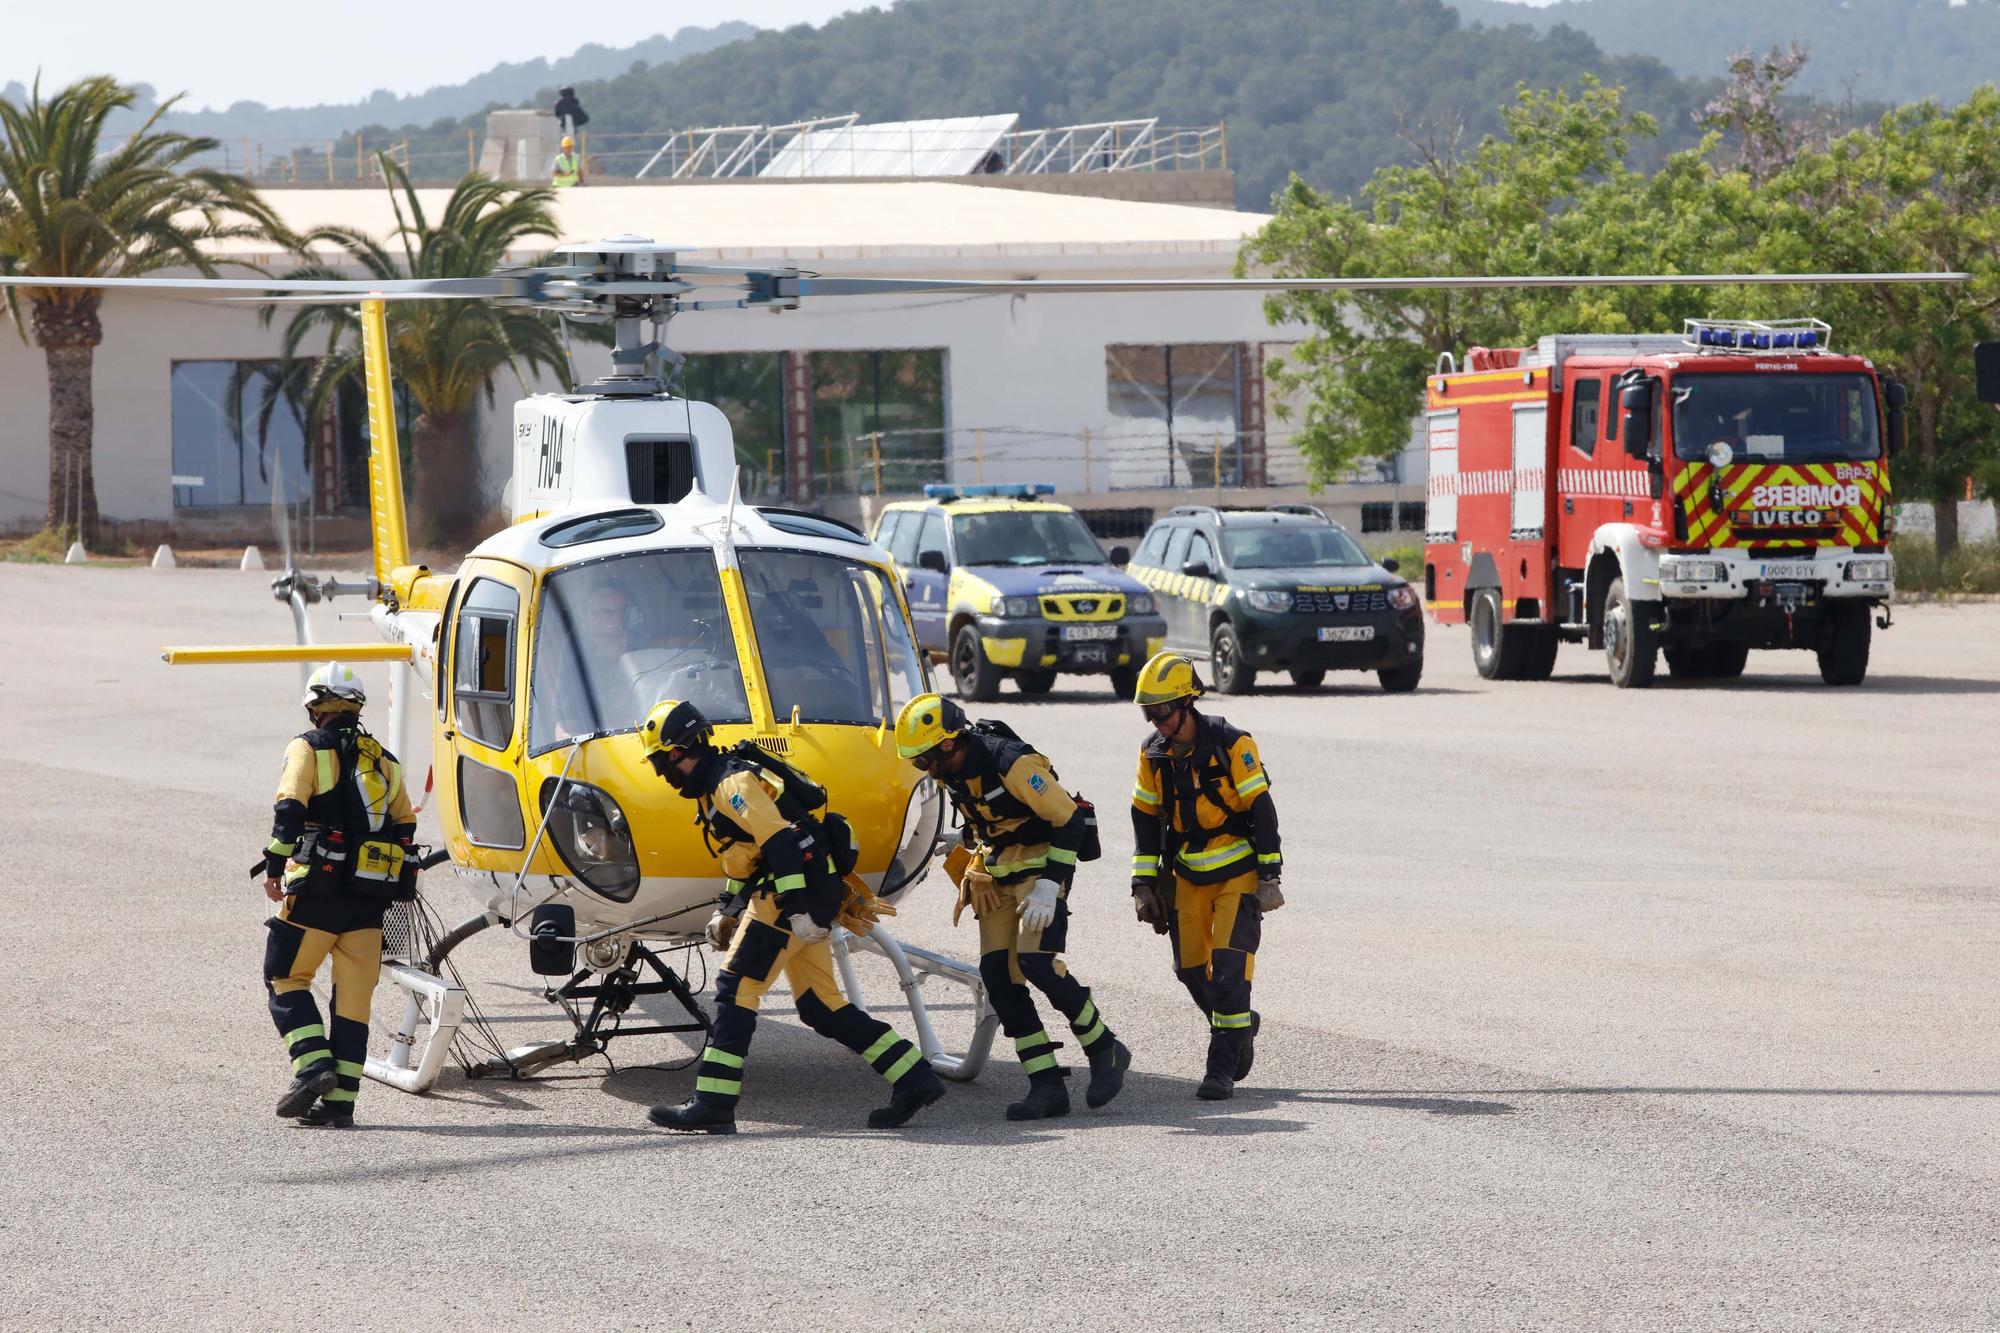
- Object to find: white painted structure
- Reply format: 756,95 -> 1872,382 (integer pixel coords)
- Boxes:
0,179 -> 1425,539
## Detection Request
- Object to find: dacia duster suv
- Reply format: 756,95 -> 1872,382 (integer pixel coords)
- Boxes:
872,484 -> 1167,701
1127,505 -> 1425,693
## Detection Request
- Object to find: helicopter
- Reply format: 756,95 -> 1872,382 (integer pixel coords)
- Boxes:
0,243 -> 1970,1098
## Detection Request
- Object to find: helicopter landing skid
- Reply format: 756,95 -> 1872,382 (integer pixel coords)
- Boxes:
474,944 -> 711,1080
831,924 -> 1000,1082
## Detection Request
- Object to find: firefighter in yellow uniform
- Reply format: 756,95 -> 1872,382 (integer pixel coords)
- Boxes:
639,700 -> 947,1135
1128,651 -> 1282,1101
261,663 -> 416,1128
895,693 -> 1130,1121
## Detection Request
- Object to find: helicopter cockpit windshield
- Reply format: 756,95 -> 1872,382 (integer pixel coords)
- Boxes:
740,549 -> 926,726
529,550 -> 750,754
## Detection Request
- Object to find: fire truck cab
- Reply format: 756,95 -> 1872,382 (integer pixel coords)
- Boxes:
1424,319 -> 1907,688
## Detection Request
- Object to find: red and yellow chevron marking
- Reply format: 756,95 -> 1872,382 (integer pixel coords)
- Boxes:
1671,460 -> 1887,551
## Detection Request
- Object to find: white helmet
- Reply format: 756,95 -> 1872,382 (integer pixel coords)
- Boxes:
303,661 -> 366,710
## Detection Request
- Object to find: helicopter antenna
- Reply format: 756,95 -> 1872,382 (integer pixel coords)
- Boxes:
724,466 -> 741,556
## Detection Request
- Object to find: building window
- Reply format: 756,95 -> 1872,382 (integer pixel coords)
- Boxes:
1105,344 -> 1242,490
1397,502 -> 1426,531
170,360 -> 313,509
682,352 -> 786,497
811,350 -> 947,495
1360,502 -> 1394,533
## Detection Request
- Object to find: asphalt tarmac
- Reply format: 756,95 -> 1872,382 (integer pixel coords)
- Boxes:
5,564 -> 1999,1330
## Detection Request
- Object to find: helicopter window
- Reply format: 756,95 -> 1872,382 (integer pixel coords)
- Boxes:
758,509 -> 871,546
458,756 -> 526,850
453,578 -> 519,750
739,549 -> 925,726
542,509 -> 666,547
528,550 -> 751,756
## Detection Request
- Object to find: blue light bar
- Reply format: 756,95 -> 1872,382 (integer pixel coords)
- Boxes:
922,483 -> 1057,501
1797,330 -> 1820,348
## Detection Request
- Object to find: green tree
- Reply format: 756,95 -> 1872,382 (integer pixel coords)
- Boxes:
1754,88 -> 2000,556
1240,80 -> 1747,483
0,76 -> 274,544
266,157 -> 569,547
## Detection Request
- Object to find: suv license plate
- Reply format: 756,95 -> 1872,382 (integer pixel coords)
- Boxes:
1318,626 -> 1375,642
1760,563 -> 1815,579
1061,624 -> 1118,641
1070,644 -> 1108,664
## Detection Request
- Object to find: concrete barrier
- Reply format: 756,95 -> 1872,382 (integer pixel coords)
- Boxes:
151,545 -> 176,569
63,541 -> 87,564
240,545 -> 265,571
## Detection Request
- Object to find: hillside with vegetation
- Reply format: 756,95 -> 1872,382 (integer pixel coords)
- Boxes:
1446,0 -> 2000,106
397,0 -> 1714,210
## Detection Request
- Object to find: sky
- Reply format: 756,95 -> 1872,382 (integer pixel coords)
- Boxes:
4,1 -> 871,110
9,0 -> 1563,110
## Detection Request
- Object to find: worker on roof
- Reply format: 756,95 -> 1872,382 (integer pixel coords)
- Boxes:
260,663 -> 417,1128
639,699 -> 947,1135
551,135 -> 582,188
1128,651 -> 1283,1101
896,693 -> 1130,1121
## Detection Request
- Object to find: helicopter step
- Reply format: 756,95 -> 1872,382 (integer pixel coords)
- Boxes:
364,961 -> 469,1095
832,924 -> 1000,1083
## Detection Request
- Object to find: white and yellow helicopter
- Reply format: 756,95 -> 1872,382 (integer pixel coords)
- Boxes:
3,244 -> 1967,1098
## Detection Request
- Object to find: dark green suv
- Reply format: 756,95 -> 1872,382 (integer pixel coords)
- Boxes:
1127,505 -> 1425,692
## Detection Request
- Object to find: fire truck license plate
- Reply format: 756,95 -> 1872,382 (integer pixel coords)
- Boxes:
1318,626 -> 1375,642
1760,562 -> 1816,579
1061,624 -> 1118,641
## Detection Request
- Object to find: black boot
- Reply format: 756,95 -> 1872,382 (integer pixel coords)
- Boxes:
1235,1013 -> 1260,1081
868,1066 -> 947,1129
1197,1071 -> 1234,1101
648,1096 -> 738,1135
1006,1071 -> 1072,1121
276,1064 -> 338,1119
1084,1039 -> 1130,1109
296,1101 -> 354,1129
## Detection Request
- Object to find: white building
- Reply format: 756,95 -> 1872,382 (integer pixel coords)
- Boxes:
0,175 -> 1428,547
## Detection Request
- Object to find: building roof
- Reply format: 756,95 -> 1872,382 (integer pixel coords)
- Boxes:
223,180 -> 1270,272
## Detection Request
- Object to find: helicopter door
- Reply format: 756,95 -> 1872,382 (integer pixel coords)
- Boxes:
442,566 -> 532,854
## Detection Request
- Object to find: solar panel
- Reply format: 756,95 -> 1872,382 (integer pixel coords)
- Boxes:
759,115 -> 1021,178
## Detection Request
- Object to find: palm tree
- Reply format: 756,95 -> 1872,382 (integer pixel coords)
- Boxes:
266,157 -> 569,548
0,76 -> 275,544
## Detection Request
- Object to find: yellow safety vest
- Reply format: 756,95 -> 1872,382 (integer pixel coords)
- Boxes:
552,153 -> 580,187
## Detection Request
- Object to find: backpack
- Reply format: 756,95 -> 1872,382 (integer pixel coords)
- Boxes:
965,720 -> 1100,862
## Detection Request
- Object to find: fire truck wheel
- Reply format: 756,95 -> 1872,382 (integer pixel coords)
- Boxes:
1602,578 -> 1658,689
1469,588 -> 1529,680
1664,647 -> 1711,679
1522,627 -> 1559,680
1818,603 -> 1872,686
1709,644 -> 1749,679
1211,622 -> 1255,694
1288,669 -> 1325,689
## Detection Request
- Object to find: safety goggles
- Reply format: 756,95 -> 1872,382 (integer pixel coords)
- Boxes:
908,746 -> 945,772
1141,701 -> 1185,724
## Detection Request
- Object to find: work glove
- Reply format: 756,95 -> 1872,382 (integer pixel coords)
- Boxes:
705,910 -> 740,951
1131,879 -> 1170,934
1254,876 -> 1285,913
1021,878 -> 1060,932
786,912 -> 831,943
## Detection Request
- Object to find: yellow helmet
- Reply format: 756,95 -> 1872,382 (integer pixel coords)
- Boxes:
1134,650 -> 1203,707
895,692 -> 965,758
561,135 -> 575,150
638,699 -> 711,757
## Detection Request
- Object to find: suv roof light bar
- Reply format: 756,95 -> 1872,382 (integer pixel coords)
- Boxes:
922,482 -> 1057,501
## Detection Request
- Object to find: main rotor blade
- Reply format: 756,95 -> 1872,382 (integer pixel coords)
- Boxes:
0,273 -> 540,298
793,272 -> 1972,298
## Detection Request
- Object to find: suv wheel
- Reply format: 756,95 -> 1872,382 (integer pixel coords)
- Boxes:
951,624 -> 1003,702
1378,661 -> 1423,693
1211,621 -> 1254,694
1016,669 -> 1056,696
1107,664 -> 1140,700
1288,668 -> 1325,690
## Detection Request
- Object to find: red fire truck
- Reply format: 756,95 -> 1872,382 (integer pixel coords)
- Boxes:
1423,319 -> 1907,687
